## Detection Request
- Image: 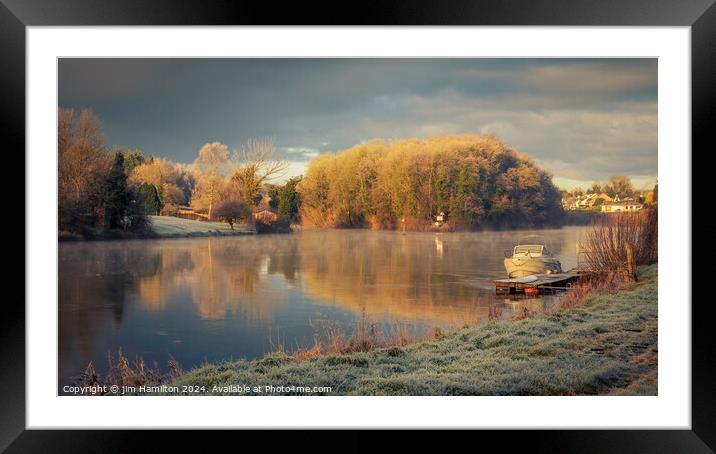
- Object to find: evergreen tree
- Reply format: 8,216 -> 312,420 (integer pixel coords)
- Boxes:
136,183 -> 162,215
277,177 -> 302,221
121,149 -> 144,175
104,153 -> 131,229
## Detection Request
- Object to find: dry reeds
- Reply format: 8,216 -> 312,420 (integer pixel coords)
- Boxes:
290,336 -> 326,361
550,272 -> 623,313
288,311 -> 441,361
509,307 -> 535,321
74,349 -> 181,393
488,306 -> 503,321
582,208 -> 657,276
551,207 -> 658,314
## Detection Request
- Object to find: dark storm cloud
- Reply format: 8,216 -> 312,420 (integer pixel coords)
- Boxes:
58,58 -> 657,189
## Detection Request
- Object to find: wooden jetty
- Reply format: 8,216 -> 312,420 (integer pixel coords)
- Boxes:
494,272 -> 584,296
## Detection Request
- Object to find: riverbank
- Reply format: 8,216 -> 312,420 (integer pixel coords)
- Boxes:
162,264 -> 657,396
146,215 -> 254,237
59,215 -> 254,241
59,214 -> 593,241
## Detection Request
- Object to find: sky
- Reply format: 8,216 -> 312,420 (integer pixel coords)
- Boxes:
58,58 -> 657,191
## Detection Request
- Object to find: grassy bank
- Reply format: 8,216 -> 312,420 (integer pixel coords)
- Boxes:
146,215 -> 254,237
161,265 -> 657,396
59,215 -> 255,241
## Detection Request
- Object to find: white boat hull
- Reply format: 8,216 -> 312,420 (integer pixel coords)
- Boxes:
503,257 -> 562,278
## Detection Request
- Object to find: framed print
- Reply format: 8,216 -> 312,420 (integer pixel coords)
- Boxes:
5,0 -> 711,450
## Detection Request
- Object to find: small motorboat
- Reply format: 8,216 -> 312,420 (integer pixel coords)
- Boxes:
503,235 -> 562,278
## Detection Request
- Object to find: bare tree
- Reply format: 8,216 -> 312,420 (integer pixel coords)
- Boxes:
58,108 -> 111,229
606,176 -> 635,198
230,138 -> 288,207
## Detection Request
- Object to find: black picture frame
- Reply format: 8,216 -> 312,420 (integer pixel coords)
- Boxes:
4,0 -> 709,451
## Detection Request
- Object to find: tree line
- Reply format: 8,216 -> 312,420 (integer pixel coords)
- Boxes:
296,135 -> 564,230
58,108 -> 292,235
561,176 -> 658,206
563,175 -> 636,199
59,108 -> 152,233
60,109 -> 600,235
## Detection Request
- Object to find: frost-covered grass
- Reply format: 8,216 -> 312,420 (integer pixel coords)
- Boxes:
148,215 -> 254,237
163,265 -> 658,396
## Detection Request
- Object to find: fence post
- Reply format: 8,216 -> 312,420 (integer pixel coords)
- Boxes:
625,242 -> 637,282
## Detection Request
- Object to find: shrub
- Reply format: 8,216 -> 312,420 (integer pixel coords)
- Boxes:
212,198 -> 251,229
255,217 -> 291,234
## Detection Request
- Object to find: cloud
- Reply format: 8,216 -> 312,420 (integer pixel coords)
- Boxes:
274,147 -> 320,162
58,58 -> 657,186
523,62 -> 657,94
277,90 -> 656,183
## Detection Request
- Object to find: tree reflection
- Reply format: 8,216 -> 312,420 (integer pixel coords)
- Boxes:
59,243 -> 161,371
296,232 -> 494,325
59,228 -> 580,385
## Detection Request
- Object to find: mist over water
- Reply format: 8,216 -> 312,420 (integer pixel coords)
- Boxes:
58,226 -> 588,389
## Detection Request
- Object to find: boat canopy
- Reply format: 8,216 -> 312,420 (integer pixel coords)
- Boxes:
514,245 -> 544,255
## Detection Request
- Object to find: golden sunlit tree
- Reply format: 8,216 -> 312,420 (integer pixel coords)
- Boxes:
298,135 -> 563,230
129,156 -> 186,215
191,142 -> 229,219
229,138 -> 288,208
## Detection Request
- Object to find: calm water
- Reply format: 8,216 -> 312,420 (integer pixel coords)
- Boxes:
58,226 -> 588,388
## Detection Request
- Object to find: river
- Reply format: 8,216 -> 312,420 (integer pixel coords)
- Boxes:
58,226 -> 589,389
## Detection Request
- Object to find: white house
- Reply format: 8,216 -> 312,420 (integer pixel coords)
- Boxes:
601,201 -> 643,213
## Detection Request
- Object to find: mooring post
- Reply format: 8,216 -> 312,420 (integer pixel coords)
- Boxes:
625,242 -> 637,282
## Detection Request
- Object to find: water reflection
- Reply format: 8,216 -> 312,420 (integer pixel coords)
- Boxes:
435,235 -> 444,257
58,227 -> 587,387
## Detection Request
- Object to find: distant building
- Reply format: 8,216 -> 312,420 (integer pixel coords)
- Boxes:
563,192 -> 613,210
576,193 -> 596,209
592,193 -> 613,205
601,201 -> 643,213
176,206 -> 209,221
561,196 -> 576,210
612,194 -> 638,203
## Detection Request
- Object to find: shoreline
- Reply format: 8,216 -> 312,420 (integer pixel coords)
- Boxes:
150,264 -> 657,396
59,215 -> 255,242
59,228 -> 255,242
59,215 -> 593,242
